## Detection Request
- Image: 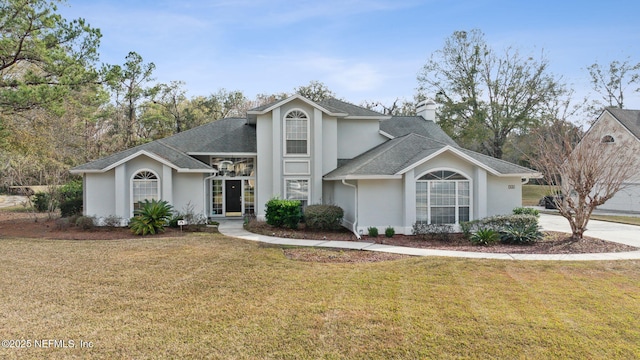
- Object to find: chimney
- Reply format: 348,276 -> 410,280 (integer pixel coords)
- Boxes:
416,99 -> 437,122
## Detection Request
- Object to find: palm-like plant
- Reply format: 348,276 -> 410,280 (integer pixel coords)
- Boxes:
129,199 -> 174,235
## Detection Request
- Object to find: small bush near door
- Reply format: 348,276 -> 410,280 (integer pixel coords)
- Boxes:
265,198 -> 302,229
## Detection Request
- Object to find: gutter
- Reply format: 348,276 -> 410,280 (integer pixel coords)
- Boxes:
341,179 -> 361,239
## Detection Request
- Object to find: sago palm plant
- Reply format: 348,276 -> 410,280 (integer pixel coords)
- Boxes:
129,199 -> 174,235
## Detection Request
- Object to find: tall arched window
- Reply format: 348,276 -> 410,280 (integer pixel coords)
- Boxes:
132,170 -> 159,211
285,110 -> 308,155
416,170 -> 470,225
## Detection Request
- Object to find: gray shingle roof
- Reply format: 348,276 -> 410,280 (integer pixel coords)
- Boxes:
162,117 -> 256,153
72,118 -> 255,172
317,98 -> 387,118
324,133 -> 539,179
380,116 -> 458,146
606,108 -> 640,139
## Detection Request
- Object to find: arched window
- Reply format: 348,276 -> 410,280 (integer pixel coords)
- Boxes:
132,170 -> 159,211
416,170 -> 470,225
285,110 -> 308,155
601,135 -> 615,143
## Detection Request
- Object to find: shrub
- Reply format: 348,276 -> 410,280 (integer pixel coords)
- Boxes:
75,216 -> 95,230
512,207 -> 540,217
129,199 -> 174,235
470,228 -> 500,246
33,192 -> 56,212
102,215 -> 124,227
367,226 -> 379,237
265,198 -> 302,229
385,226 -> 395,238
60,198 -> 83,218
55,217 -> 72,230
500,223 -> 543,244
461,214 -> 538,240
412,222 -> 453,241
304,204 -> 344,230
58,179 -> 82,202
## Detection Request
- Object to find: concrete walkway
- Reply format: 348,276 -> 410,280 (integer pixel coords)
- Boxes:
218,214 -> 640,261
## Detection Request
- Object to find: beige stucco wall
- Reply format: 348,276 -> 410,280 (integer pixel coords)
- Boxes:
583,111 -> 640,212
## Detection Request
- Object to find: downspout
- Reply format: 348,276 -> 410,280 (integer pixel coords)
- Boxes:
341,179 -> 360,239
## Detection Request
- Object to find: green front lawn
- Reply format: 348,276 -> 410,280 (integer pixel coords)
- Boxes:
1,234 -> 639,359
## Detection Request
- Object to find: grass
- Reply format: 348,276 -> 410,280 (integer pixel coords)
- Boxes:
1,234 -> 639,359
522,184 -> 557,206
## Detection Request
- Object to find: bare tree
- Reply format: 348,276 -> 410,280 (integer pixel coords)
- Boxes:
587,57 -> 640,110
530,119 -> 637,240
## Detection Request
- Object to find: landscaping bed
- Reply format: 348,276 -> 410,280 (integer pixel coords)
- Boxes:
246,219 -> 638,255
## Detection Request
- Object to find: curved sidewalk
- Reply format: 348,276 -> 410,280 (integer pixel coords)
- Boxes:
217,214 -> 640,261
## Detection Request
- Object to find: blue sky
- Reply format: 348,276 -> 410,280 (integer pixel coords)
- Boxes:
59,0 -> 640,109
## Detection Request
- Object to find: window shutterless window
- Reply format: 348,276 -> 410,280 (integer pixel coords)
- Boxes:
285,110 -> 308,155
416,170 -> 470,225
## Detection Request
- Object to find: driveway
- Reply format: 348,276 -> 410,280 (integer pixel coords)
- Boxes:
539,213 -> 640,248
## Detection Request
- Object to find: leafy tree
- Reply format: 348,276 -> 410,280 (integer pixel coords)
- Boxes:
586,57 -> 640,111
103,51 -> 157,149
202,88 -> 246,120
0,0 -> 101,116
418,29 -> 563,159
151,80 -> 189,133
294,80 -> 335,102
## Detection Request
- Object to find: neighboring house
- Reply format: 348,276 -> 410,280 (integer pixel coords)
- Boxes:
71,95 -> 539,236
578,108 -> 640,213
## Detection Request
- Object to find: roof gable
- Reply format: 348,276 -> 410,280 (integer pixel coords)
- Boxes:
324,133 -> 539,180
604,108 -> 640,140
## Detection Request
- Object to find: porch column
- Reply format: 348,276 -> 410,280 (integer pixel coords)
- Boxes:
115,163 -> 127,219
474,167 -> 487,219
272,107 -> 282,197
162,165 -> 173,205
403,169 -> 416,234
312,108 -> 323,204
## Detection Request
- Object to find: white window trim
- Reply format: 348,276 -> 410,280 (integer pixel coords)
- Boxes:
283,109 -> 310,157
130,168 -> 161,218
284,177 -> 311,205
415,168 -> 473,225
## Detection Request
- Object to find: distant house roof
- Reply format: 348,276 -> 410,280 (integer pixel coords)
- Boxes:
324,133 -> 540,180
606,108 -> 640,140
71,118 -> 255,173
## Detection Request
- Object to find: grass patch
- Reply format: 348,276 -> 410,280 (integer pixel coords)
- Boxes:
589,214 -> 640,226
0,234 -> 639,359
522,184 -> 558,206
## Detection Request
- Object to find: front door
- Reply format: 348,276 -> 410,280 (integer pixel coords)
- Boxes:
225,180 -> 242,216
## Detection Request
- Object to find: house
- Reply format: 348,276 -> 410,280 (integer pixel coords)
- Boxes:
577,108 -> 640,213
71,95 -> 539,236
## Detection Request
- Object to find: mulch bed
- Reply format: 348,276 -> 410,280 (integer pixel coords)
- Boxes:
245,219 -> 638,255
